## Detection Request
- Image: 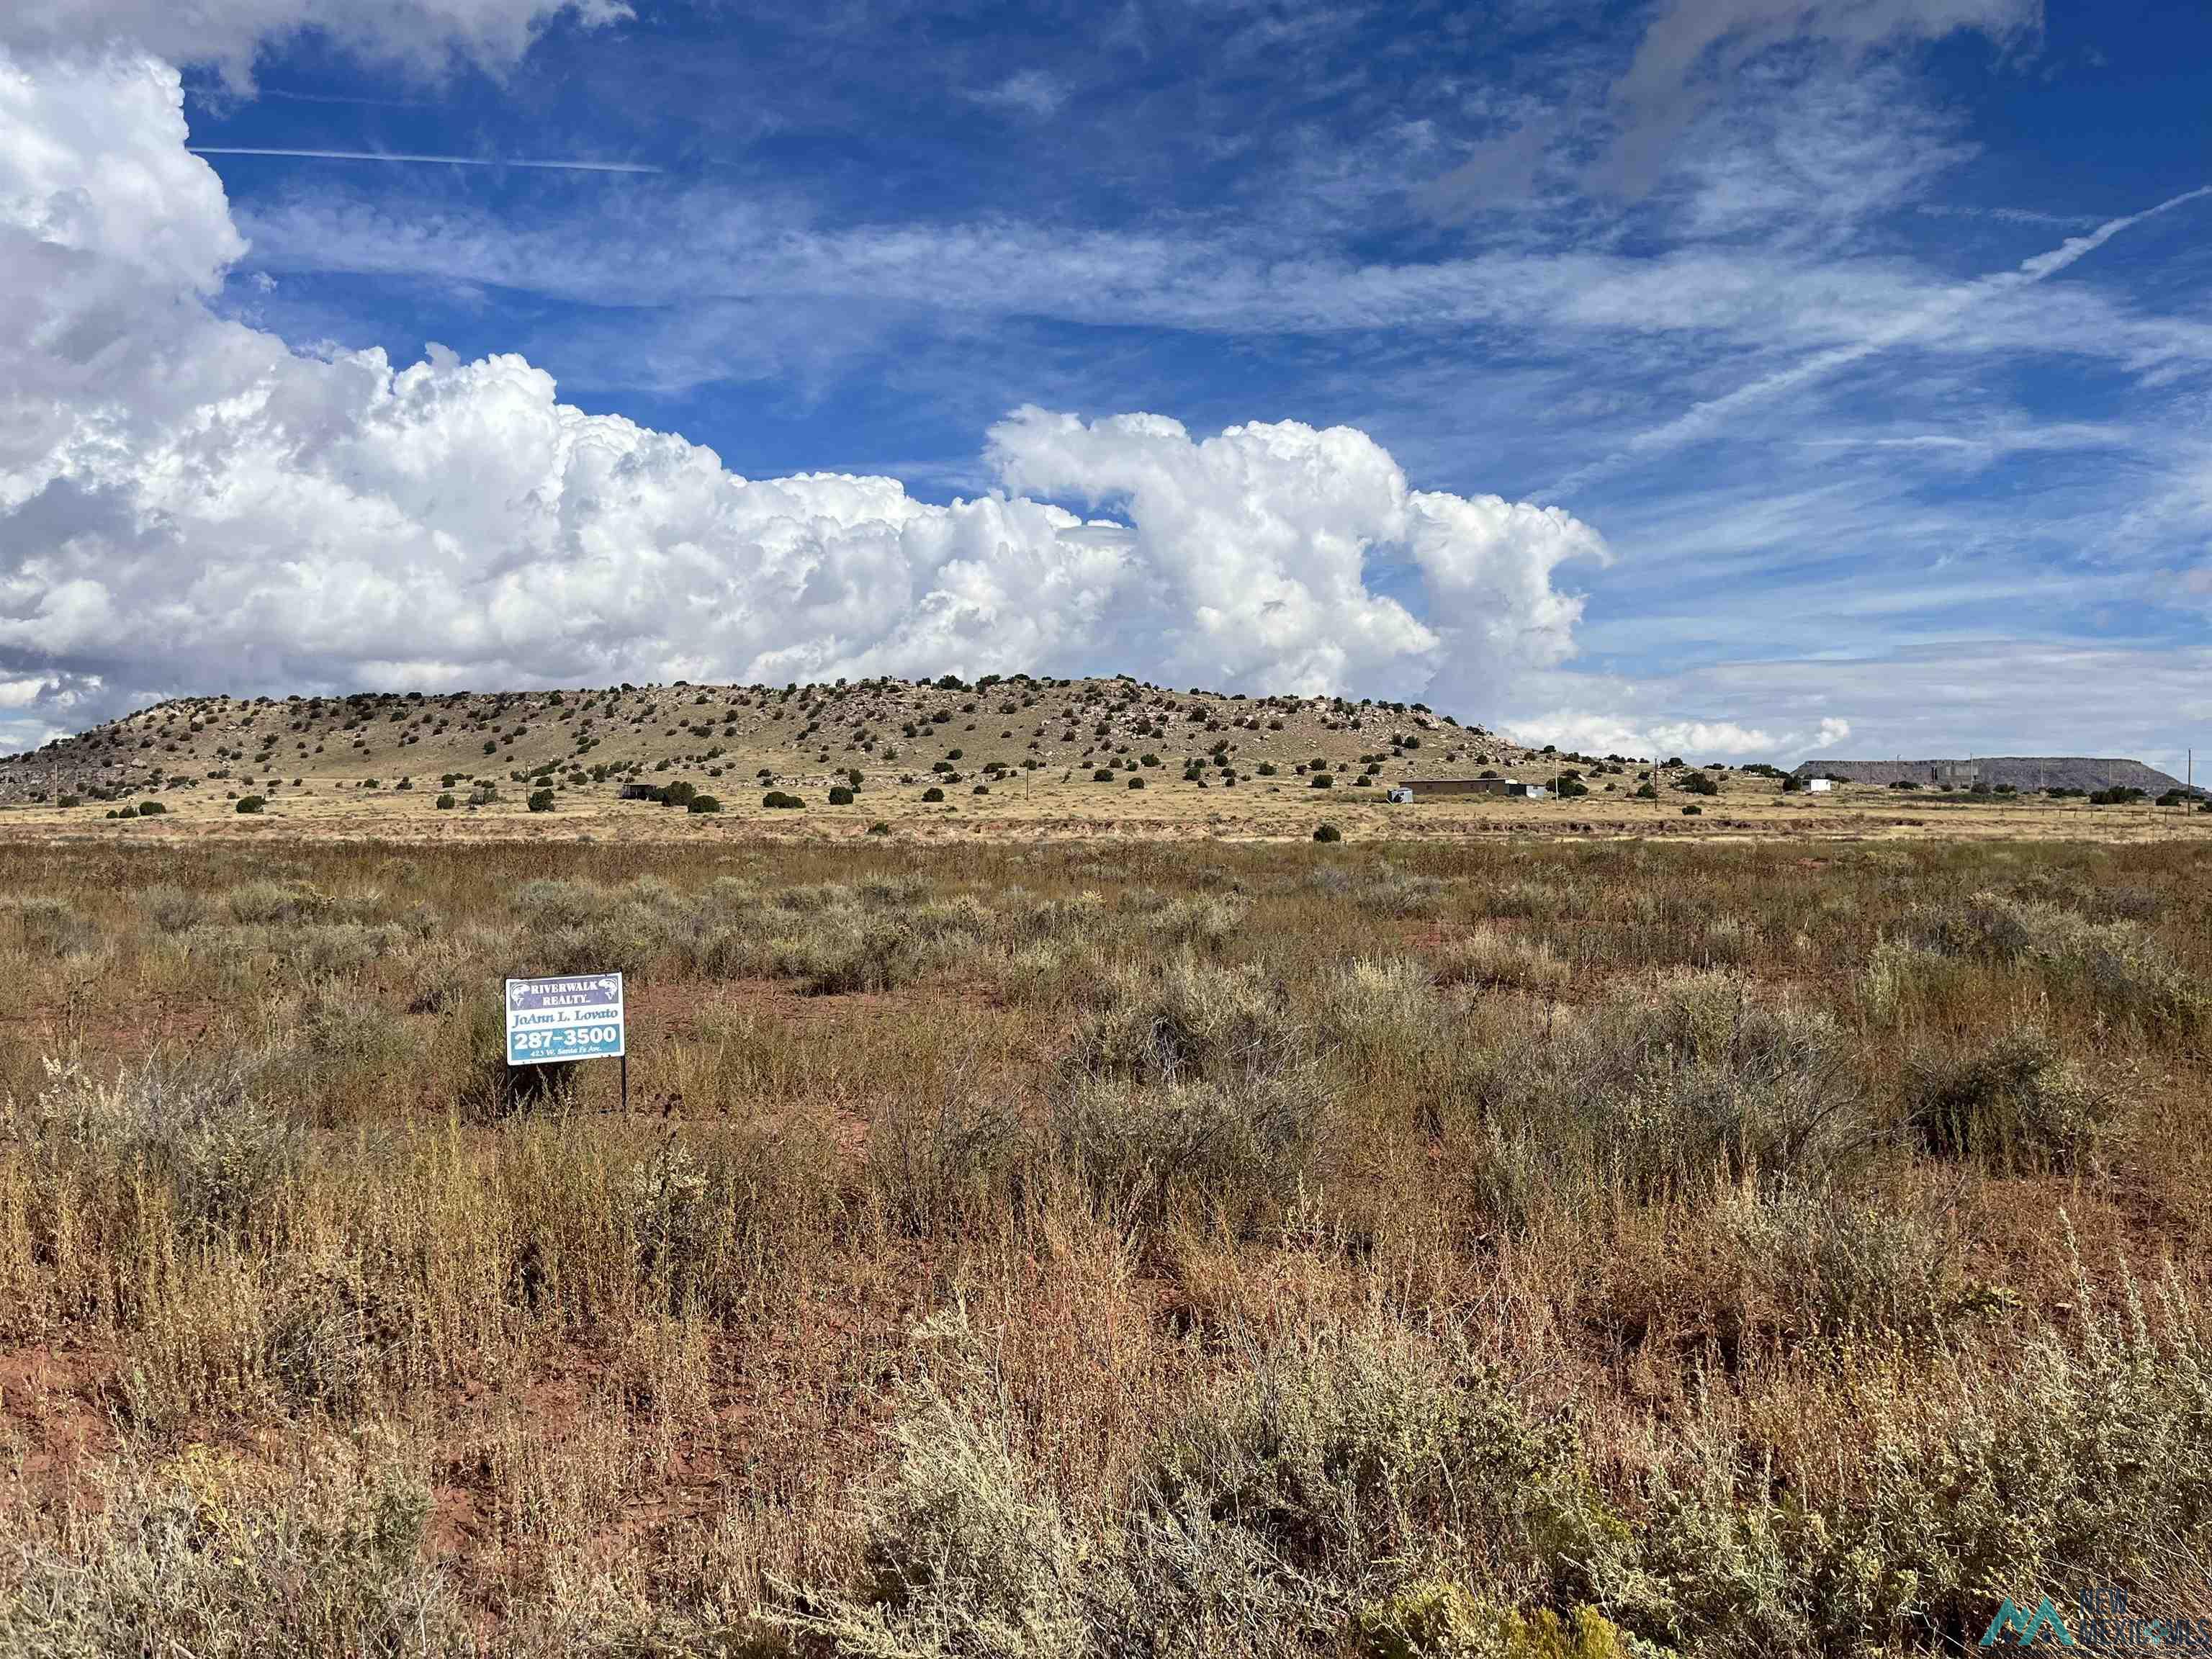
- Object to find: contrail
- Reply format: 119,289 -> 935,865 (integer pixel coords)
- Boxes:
1549,182 -> 2212,497
189,146 -> 660,174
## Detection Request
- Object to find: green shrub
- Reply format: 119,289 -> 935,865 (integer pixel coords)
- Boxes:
139,884 -> 204,933
1718,1184 -> 1954,1342
9,895 -> 99,958
234,795 -> 266,814
137,800 -> 166,817
828,785 -> 855,805
226,879 -> 333,926
1311,773 -> 1334,788
1053,1071 -> 1331,1236
782,1267 -> 2212,1659
1681,804 -> 1702,816
1905,1028 -> 2116,1171
1436,927 -> 1571,995
864,1089 -> 1031,1238
1067,956 -> 1298,1086
868,821 -> 891,835
763,791 -> 805,809
1314,823 -> 1341,842
19,1054 -> 301,1242
687,794 -> 722,814
435,792 -> 456,809
0,1448 -> 467,1657
1893,891 -> 2205,1033
1498,973 -> 1872,1202
1141,1321 -> 1585,1628
1591,1262 -> 2212,1655
1092,768 -> 1115,782
922,786 -> 945,803
768,910 -> 933,996
526,789 -> 555,813
779,1344 -> 1086,1657
1357,1593 -> 1629,1659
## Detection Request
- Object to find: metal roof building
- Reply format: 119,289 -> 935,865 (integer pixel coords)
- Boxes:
1403,778 -> 1545,799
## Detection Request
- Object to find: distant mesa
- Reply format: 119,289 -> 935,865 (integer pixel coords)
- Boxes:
0,673 -> 1523,810
1792,756 -> 2190,793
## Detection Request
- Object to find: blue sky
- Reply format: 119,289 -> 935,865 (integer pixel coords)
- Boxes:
2,1 -> 2208,768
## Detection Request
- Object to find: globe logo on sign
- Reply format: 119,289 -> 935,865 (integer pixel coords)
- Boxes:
503,974 -> 627,1069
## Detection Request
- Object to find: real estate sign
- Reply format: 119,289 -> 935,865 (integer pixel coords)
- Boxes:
505,972 -> 626,1066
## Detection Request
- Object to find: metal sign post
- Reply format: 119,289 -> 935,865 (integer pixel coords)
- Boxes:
505,973 -> 628,1110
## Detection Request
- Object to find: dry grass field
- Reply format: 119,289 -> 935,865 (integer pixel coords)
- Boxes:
2,828 -> 2210,1655
0,782 -> 2200,849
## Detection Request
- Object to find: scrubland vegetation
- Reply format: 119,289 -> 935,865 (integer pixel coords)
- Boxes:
2,836 -> 2209,1655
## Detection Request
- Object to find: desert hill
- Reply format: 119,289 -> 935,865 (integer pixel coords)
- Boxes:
1796,756 -> 2191,795
0,673 -> 1578,813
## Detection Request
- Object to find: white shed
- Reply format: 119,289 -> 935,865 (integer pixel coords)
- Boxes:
1385,786 -> 1414,804
1807,777 -> 1834,793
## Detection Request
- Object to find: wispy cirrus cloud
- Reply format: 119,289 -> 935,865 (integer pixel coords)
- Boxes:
1596,0 -> 2043,197
228,180 -> 2212,377
1549,181 -> 2212,493
191,145 -> 658,172
966,68 -> 1067,118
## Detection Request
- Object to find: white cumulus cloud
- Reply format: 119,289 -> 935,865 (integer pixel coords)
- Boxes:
0,40 -> 1604,739
2,0 -> 627,89
1504,709 -> 1850,763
